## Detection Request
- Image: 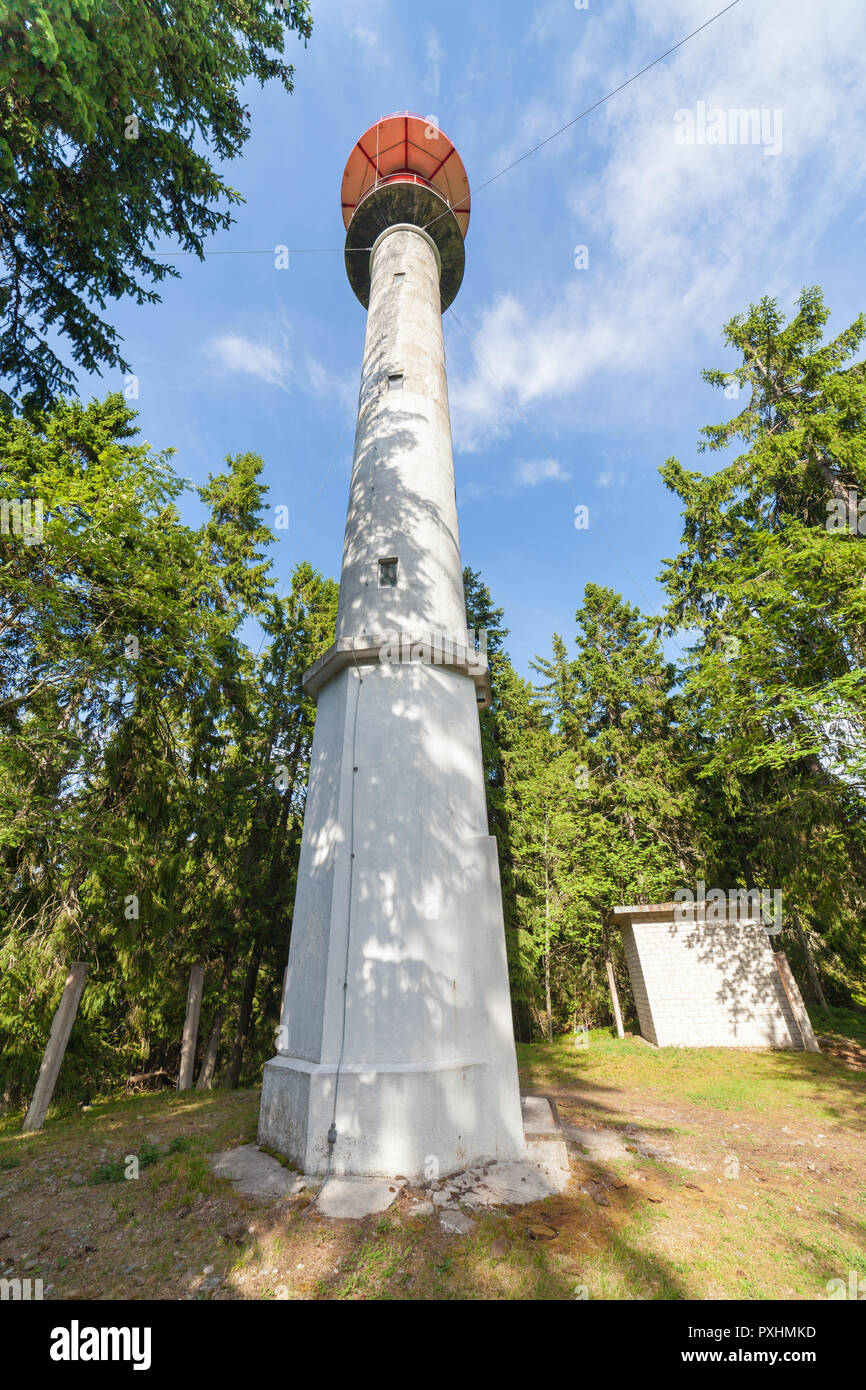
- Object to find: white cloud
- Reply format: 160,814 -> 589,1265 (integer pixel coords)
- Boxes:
304,355 -> 357,413
424,26 -> 444,99
457,458 -> 569,505
514,458 -> 571,486
457,480 -> 492,503
449,0 -> 866,451
350,24 -> 378,48
205,334 -> 289,388
450,290 -> 631,451
595,469 -> 627,488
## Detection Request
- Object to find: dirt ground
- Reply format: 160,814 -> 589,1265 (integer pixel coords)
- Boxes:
2,1027 -> 865,1300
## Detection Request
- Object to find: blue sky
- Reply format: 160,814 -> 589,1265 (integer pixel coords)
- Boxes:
74,0 -> 866,677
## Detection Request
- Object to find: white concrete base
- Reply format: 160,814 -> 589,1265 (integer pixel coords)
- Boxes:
259,1052 -> 524,1179
258,658 -> 526,1182
521,1095 -> 559,1133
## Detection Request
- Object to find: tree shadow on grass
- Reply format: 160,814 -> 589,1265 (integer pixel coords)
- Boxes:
221,1179 -> 691,1301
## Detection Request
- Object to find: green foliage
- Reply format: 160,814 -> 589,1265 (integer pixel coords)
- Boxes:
660,285 -> 866,787
0,0 -> 312,408
520,586 -> 703,1034
463,567 -> 540,1035
465,566 -> 707,1038
466,289 -> 866,1036
660,286 -> 866,1004
0,392 -> 337,1111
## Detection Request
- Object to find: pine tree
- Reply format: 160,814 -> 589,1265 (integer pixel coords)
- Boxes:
0,0 -> 312,408
659,287 -> 866,1003
0,393 -> 338,1107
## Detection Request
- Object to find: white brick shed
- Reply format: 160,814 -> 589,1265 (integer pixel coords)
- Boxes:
611,902 -> 816,1050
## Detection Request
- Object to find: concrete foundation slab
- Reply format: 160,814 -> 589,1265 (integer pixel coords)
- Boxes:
455,1158 -> 569,1208
304,1094 -> 572,1216
525,1135 -> 571,1182
315,1177 -> 400,1219
521,1095 -> 558,1133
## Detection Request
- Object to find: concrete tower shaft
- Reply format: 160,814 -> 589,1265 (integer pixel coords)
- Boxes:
336,224 -> 466,643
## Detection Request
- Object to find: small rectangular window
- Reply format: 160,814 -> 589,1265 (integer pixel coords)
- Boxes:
387,373 -> 403,391
378,557 -> 398,588
393,272 -> 405,280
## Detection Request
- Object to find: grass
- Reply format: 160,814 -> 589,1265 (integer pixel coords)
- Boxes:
517,1020 -> 866,1128
91,1139 -> 161,1185
1,1021 -> 864,1300
811,1003 -> 866,1045
513,1023 -> 866,1299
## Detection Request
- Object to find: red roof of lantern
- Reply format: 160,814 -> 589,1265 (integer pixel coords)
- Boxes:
341,111 -> 470,240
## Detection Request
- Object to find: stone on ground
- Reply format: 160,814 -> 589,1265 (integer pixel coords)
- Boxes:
210,1144 -> 297,1200
439,1209 -> 476,1235
407,1198 -> 435,1218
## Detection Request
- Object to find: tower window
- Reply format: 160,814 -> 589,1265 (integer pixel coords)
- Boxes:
393,272 -> 405,281
387,373 -> 403,391
378,557 -> 398,588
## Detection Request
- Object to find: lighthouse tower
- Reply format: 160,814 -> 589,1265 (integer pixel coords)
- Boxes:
258,113 -> 525,1180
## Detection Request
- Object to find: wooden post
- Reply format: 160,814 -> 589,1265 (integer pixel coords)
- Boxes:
774,951 -> 821,1053
606,957 -> 625,1039
178,964 -> 204,1091
23,962 -> 88,1132
195,1002 -> 225,1091
791,907 -> 827,1008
